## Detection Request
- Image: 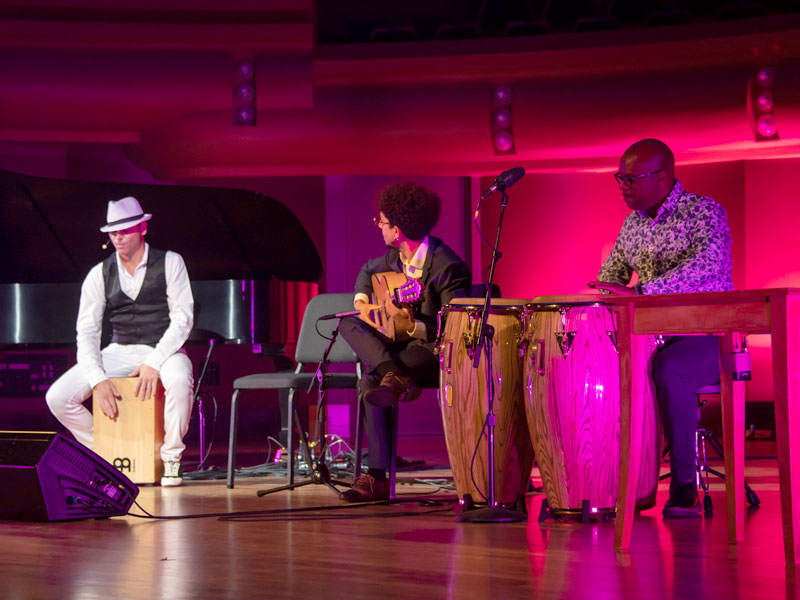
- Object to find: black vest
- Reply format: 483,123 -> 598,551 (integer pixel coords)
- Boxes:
103,248 -> 171,345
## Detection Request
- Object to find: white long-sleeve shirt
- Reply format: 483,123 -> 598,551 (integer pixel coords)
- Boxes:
76,243 -> 194,387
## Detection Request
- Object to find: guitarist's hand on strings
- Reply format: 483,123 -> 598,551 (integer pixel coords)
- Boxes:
385,297 -> 415,338
355,298 -> 381,330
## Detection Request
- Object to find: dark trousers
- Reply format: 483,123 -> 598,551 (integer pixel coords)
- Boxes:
339,316 -> 438,470
652,335 -> 721,486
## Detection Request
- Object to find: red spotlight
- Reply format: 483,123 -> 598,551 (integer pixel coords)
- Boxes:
493,130 -> 514,153
490,86 -> 516,155
233,59 -> 257,126
494,107 -> 512,128
756,66 -> 776,88
756,114 -> 777,138
748,65 -> 778,141
494,86 -> 512,106
756,91 -> 773,112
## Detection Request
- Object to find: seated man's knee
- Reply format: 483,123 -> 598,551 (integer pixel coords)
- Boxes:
45,377 -> 72,414
651,345 -> 690,390
45,386 -> 60,413
160,356 -> 194,392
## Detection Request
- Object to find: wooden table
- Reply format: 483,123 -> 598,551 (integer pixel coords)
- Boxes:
606,288 -> 800,564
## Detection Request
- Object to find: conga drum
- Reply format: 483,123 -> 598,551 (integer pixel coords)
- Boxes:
522,298 -> 661,514
93,377 -> 165,485
437,298 -> 534,506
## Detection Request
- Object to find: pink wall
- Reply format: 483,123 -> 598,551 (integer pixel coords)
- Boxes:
479,171 -> 632,298
743,158 -> 800,403
479,162 -> 747,298
480,158 -> 800,402
324,174 -> 470,437
325,174 -> 469,294
744,158 -> 800,290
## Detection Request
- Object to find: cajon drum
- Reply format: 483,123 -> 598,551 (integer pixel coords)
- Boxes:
93,377 -> 165,485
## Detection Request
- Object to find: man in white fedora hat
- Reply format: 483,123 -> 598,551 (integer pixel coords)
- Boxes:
46,196 -> 195,487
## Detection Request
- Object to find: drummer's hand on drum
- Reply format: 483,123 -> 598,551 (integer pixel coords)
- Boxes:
93,379 -> 122,420
587,281 -> 638,296
385,297 -> 415,336
130,364 -> 160,400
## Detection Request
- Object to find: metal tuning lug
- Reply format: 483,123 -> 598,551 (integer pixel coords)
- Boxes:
606,330 -> 618,353
439,340 -> 453,374
554,331 -> 576,358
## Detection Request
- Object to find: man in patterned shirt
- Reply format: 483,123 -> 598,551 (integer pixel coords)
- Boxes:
589,138 -> 733,517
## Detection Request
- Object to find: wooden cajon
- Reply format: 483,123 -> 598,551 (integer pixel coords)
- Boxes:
93,377 -> 165,485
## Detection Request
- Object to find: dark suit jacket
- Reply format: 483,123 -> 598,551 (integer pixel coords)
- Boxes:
354,236 -> 471,346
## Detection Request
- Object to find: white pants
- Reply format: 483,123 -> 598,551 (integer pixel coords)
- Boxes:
46,344 -> 194,463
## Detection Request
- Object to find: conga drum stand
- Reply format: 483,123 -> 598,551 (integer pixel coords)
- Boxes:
458,184 -> 527,523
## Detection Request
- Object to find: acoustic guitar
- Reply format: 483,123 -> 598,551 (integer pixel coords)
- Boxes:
361,271 -> 423,341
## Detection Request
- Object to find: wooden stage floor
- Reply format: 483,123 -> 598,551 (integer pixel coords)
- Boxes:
0,457 -> 797,600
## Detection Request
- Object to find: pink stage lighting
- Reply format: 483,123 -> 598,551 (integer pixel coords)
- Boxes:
491,86 -> 515,155
749,64 -> 778,141
233,59 -> 257,126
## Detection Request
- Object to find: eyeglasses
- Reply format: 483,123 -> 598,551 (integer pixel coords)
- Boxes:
373,216 -> 391,228
613,170 -> 662,187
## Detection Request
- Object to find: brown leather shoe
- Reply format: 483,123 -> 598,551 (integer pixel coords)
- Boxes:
340,474 -> 389,502
364,371 -> 421,407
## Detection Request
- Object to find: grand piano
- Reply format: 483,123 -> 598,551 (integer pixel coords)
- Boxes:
0,167 -> 322,395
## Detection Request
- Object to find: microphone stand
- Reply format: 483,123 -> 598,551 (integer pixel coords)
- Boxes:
257,319 -> 351,497
458,186 -> 527,523
193,338 -> 215,470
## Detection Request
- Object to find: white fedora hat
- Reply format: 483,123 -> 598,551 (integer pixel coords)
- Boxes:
99,196 -> 152,232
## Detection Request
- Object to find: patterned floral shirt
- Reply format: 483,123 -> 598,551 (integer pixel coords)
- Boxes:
598,179 -> 733,295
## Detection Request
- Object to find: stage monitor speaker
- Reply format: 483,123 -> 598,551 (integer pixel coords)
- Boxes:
0,431 -> 139,522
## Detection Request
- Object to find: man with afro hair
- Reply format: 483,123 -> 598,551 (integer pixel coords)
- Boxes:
339,182 -> 471,502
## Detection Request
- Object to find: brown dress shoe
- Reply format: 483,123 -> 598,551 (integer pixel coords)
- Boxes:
340,474 -> 389,502
364,371 -> 421,408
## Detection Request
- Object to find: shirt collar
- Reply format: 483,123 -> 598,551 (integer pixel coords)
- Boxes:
116,242 -> 150,276
637,178 -> 684,221
400,236 -> 429,279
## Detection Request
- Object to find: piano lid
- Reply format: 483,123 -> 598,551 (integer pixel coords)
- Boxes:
0,168 -> 322,284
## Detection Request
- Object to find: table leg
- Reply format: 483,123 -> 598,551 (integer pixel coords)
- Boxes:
718,333 -> 745,542
615,304 -> 643,551
770,294 -> 800,565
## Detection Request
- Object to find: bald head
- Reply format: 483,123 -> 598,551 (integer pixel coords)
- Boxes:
622,139 -> 675,181
617,138 -> 676,217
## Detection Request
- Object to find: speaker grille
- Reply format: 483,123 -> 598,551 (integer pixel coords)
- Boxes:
0,431 -> 138,521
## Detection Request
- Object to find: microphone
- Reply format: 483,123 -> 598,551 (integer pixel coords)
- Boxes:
318,310 -> 361,321
480,167 -> 526,200
102,241 -> 111,249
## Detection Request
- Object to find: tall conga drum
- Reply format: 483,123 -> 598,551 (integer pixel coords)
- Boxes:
437,298 -> 534,506
522,298 -> 661,515
93,377 -> 165,485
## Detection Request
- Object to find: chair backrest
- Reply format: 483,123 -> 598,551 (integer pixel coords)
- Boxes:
294,293 -> 360,365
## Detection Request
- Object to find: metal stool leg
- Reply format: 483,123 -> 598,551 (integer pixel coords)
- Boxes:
389,403 -> 398,500
287,388 -> 295,486
354,392 -> 364,479
227,389 -> 240,489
